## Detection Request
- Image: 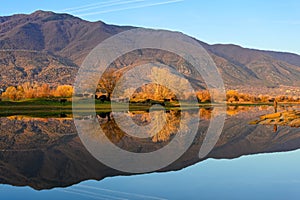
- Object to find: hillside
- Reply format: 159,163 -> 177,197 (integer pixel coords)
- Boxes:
0,10 -> 300,95
0,50 -> 77,87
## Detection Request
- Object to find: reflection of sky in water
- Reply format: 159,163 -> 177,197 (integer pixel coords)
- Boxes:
1,149 -> 300,200
0,105 -> 299,199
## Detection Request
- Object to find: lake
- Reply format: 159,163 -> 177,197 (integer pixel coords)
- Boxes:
0,105 -> 299,199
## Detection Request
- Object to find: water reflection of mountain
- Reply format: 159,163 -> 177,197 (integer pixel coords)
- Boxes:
0,106 -> 299,190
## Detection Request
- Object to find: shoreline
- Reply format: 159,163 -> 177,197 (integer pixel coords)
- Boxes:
0,99 -> 299,118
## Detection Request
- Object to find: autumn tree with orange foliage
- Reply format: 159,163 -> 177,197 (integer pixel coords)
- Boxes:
2,86 -> 18,100
1,82 -> 74,100
53,85 -> 73,98
132,83 -> 176,102
97,69 -> 121,101
196,90 -> 211,103
37,83 -> 51,98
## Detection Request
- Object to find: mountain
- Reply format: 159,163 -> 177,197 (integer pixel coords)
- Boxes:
0,10 -> 300,95
207,44 -> 300,88
0,11 -> 134,65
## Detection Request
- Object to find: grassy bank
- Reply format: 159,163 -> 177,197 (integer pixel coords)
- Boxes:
0,99 -> 298,118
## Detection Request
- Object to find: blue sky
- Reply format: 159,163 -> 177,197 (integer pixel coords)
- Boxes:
1,0 -> 300,54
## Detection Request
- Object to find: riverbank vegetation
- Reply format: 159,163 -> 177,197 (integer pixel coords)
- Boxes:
0,82 -> 299,105
0,82 -> 73,101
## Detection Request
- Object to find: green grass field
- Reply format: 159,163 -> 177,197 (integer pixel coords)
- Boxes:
0,98 -> 297,118
0,99 -> 203,117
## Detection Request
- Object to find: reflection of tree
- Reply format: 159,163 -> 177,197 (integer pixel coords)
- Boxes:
199,108 -> 213,120
199,106 -> 258,119
98,113 -> 125,143
151,110 -> 181,142
273,124 -> 278,132
226,106 -> 252,116
97,110 -> 183,143
97,106 -> 270,146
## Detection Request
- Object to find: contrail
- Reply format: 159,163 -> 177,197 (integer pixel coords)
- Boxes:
60,189 -> 108,200
59,0 -> 124,12
70,0 -> 147,14
65,188 -> 128,200
76,184 -> 168,200
78,0 -> 184,16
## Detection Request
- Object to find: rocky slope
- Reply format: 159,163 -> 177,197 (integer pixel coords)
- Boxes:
1,11 -> 300,94
0,50 -> 77,87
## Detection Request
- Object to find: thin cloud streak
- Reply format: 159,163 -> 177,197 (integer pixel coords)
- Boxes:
78,0 -> 184,16
70,0 -> 146,14
66,188 -> 128,200
60,189 -> 108,200
77,184 -> 168,200
59,0 -> 124,12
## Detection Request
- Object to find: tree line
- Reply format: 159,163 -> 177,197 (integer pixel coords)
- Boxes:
1,82 -> 73,101
225,90 -> 300,103
1,81 -> 299,103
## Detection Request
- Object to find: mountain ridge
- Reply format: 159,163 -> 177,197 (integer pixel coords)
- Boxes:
0,10 -> 299,95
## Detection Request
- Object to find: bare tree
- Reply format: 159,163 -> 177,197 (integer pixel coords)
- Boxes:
97,69 -> 121,101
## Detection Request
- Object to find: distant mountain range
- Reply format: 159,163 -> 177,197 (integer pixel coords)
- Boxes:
1,10 -> 300,95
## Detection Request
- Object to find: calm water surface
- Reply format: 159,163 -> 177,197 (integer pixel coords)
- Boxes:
0,105 -> 299,199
